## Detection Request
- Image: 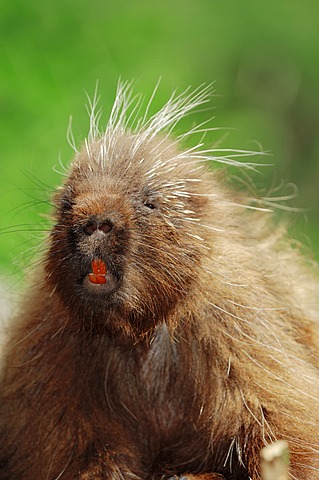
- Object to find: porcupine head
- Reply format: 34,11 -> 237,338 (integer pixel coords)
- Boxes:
46,83 -> 223,341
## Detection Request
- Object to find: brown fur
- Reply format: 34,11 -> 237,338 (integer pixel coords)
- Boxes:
1,85 -> 319,480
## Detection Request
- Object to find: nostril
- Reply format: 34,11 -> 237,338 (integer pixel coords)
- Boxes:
83,220 -> 114,236
83,222 -> 97,236
99,221 -> 113,234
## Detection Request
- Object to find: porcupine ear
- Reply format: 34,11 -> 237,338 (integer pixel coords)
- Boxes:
53,185 -> 75,213
185,173 -> 212,213
188,192 -> 209,211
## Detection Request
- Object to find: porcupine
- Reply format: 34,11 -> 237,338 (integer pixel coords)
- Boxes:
0,82 -> 319,480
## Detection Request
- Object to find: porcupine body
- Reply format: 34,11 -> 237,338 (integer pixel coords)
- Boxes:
0,83 -> 319,480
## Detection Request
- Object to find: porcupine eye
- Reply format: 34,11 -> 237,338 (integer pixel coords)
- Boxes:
142,186 -> 157,210
144,202 -> 156,210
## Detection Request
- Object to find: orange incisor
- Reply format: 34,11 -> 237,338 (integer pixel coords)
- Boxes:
88,258 -> 107,284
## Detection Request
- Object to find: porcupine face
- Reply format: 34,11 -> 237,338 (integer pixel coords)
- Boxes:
46,134 -> 208,337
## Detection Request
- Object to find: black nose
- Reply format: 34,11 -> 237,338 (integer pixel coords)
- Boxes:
83,220 -> 113,236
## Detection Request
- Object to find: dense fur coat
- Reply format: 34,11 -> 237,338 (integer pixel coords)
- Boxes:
1,83 -> 319,480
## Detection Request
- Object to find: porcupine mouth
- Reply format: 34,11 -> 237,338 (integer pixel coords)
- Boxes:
82,272 -> 117,294
81,258 -> 119,295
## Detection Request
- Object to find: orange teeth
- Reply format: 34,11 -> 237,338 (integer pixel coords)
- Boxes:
88,258 -> 107,284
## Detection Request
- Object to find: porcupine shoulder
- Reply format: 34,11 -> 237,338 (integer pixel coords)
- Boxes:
0,82 -> 319,480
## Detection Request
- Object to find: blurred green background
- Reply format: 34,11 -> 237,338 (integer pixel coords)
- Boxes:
1,0 -> 319,280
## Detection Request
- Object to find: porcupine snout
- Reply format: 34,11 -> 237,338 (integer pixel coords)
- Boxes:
68,189 -> 132,295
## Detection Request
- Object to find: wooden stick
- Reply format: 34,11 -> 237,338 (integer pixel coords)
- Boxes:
261,441 -> 290,480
